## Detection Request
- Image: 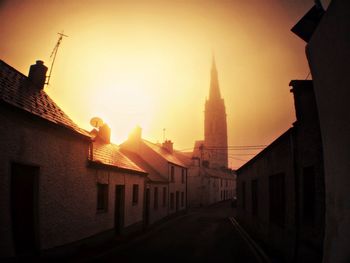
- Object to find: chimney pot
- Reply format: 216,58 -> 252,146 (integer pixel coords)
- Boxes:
28,60 -> 48,90
162,140 -> 173,153
98,124 -> 111,144
129,126 -> 142,141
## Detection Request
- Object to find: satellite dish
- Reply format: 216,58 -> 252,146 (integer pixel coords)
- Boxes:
90,117 -> 104,128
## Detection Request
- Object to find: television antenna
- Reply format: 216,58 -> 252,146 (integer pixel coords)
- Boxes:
90,117 -> 104,129
46,31 -> 68,86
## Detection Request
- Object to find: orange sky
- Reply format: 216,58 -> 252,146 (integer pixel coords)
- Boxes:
1,0 -> 328,169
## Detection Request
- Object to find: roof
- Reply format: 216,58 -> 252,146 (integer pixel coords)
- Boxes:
203,167 -> 235,179
291,4 -> 324,42
173,150 -> 193,167
192,140 -> 204,158
236,128 -> 294,174
0,60 -> 90,138
120,149 -> 168,183
91,140 -> 145,174
143,140 -> 186,167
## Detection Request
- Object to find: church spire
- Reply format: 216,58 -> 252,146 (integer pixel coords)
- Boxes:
204,55 -> 228,168
209,54 -> 221,100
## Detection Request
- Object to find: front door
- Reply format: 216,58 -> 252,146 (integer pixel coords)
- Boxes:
11,163 -> 39,255
144,188 -> 150,226
176,191 -> 180,212
114,185 -> 125,234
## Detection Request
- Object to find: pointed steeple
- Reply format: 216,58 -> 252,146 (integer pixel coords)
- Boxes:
204,54 -> 228,168
209,54 -> 221,100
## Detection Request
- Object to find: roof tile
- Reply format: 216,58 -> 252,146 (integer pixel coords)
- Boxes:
92,141 -> 145,173
0,60 -> 90,137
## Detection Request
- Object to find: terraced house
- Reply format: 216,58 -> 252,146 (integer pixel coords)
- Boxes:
0,60 -> 146,259
121,126 -> 188,226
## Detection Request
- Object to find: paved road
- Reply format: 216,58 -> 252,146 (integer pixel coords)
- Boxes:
88,201 -> 261,263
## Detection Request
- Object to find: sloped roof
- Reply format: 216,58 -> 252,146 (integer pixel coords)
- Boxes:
173,150 -> 193,167
192,140 -> 204,158
91,141 -> 145,174
0,60 -> 90,137
202,167 -> 235,179
120,149 -> 168,183
143,140 -> 186,167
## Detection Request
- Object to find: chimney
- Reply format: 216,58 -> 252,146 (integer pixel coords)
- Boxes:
98,124 -> 111,144
28,60 -> 48,90
162,140 -> 173,153
128,126 -> 142,141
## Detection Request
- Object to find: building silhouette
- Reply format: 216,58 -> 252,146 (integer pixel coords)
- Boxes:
180,56 -> 235,207
204,56 -> 228,169
0,60 -> 147,258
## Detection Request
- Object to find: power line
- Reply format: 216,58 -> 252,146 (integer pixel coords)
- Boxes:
178,145 -> 266,152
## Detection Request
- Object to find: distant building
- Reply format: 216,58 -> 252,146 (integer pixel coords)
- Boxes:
183,57 -> 235,207
236,80 -> 325,263
0,60 -> 146,259
88,124 -> 146,235
121,126 -> 187,226
203,56 -> 228,169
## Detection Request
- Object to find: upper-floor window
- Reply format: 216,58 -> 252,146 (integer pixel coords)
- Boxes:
181,169 -> 185,183
171,166 -> 175,182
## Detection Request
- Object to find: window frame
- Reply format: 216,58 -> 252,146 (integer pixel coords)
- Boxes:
97,183 -> 108,212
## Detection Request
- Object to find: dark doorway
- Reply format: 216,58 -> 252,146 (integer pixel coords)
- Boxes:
114,185 -> 125,234
11,163 -> 39,255
176,191 -> 179,212
144,188 -> 150,226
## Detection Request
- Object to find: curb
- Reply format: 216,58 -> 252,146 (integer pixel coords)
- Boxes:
229,217 -> 271,263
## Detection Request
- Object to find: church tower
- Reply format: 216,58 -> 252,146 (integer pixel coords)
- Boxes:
204,56 -> 228,168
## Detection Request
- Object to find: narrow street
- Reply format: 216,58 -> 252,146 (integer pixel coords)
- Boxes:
79,201 -> 263,263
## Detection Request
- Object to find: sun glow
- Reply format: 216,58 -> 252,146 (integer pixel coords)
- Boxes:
1,0 -> 313,168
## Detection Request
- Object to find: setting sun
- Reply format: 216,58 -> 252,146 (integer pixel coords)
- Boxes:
0,0 -> 315,168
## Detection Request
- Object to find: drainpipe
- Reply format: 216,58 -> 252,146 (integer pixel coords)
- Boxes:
168,163 -> 170,216
291,128 -> 300,263
186,167 -> 188,212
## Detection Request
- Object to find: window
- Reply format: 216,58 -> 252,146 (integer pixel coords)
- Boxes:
154,187 -> 158,209
303,166 -> 315,224
132,184 -> 139,205
97,183 -> 108,212
226,179 -> 228,187
251,179 -> 258,217
221,179 -> 223,187
269,173 -> 285,226
171,166 -> 175,182
181,169 -> 185,184
170,193 -> 174,210
242,182 -> 246,210
181,192 -> 184,207
162,187 -> 167,207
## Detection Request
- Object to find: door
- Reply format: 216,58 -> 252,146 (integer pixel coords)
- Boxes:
114,185 -> 125,234
176,191 -> 180,212
11,163 -> 39,255
144,188 -> 150,226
